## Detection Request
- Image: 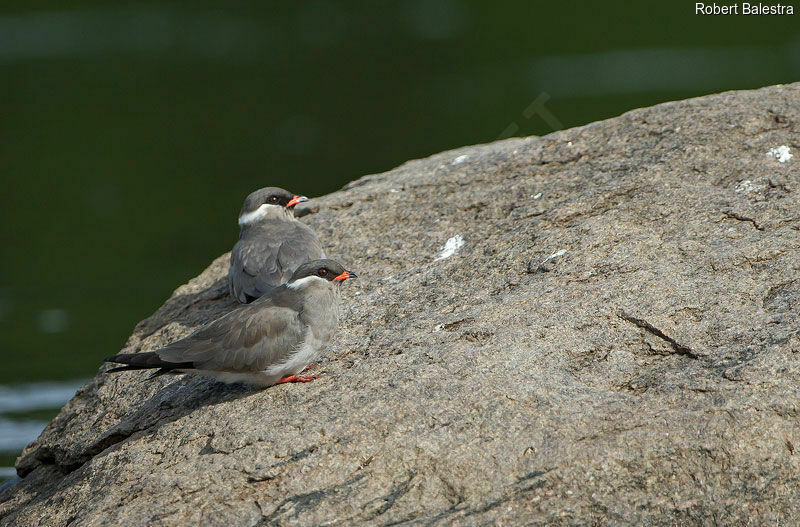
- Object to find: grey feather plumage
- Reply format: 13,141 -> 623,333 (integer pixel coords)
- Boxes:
228,187 -> 326,303
157,296 -> 305,371
229,220 -> 325,302
106,259 -> 355,387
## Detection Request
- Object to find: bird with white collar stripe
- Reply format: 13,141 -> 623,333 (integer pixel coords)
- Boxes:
105,259 -> 356,387
229,187 -> 326,303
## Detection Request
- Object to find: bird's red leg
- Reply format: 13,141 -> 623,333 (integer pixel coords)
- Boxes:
301,364 -> 318,373
276,373 -> 321,384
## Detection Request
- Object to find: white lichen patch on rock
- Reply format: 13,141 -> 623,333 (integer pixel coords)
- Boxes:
735,180 -> 765,193
541,249 -> 567,265
434,235 -> 465,261
768,145 -> 793,163
451,154 -> 469,165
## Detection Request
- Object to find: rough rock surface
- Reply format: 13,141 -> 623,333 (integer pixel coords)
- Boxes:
2,83 -> 799,526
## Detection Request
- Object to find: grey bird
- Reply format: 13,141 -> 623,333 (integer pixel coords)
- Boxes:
229,187 -> 326,303
105,259 -> 356,387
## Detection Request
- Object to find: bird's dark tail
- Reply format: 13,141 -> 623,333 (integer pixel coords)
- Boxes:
104,352 -> 194,374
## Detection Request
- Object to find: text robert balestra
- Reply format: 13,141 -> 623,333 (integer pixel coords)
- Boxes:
696,3 -> 795,14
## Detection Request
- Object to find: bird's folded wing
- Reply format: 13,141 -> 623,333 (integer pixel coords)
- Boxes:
157,304 -> 305,372
232,237 -> 281,278
230,237 -> 284,301
276,227 -> 327,274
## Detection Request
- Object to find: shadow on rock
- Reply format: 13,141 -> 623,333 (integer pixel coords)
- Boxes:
87,377 -> 260,472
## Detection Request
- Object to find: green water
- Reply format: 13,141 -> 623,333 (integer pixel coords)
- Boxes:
1,3 -> 798,386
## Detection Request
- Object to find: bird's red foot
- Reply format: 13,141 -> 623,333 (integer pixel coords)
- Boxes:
276,373 -> 321,384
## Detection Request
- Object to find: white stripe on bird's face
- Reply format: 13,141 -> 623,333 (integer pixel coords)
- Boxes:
238,203 -> 288,226
286,275 -> 327,290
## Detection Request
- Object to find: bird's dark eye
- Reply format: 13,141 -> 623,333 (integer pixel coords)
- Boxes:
269,195 -> 280,203
317,268 -> 328,277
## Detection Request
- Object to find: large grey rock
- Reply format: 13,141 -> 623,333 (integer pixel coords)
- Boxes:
2,83 -> 798,526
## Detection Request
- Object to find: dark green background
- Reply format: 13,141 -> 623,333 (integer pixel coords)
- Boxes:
1,2 -> 798,383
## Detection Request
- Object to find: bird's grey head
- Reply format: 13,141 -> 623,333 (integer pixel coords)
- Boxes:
238,187 -> 308,226
287,259 -> 357,290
